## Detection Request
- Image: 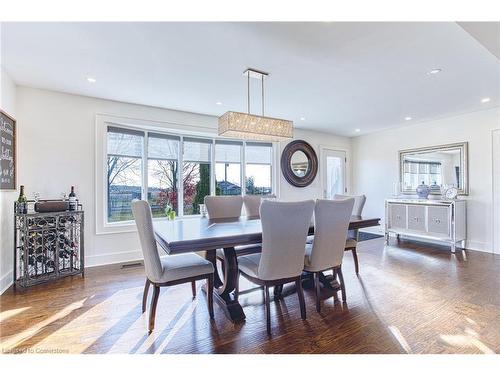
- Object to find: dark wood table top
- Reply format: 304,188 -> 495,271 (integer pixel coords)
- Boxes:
154,215 -> 380,255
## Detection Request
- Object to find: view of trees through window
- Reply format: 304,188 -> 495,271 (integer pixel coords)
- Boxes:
106,126 -> 273,223
147,159 -> 178,217
107,128 -> 143,222
183,162 -> 211,215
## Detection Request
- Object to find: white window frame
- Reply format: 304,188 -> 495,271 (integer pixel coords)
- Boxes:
95,114 -> 278,235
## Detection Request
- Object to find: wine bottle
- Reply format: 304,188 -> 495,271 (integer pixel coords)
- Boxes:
68,186 -> 77,211
17,185 -> 28,214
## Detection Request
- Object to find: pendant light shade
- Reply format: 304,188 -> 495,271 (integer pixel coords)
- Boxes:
218,68 -> 293,142
218,111 -> 293,141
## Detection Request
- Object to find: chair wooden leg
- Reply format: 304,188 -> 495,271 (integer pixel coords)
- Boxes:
264,286 -> 271,334
142,279 -> 150,313
337,267 -> 347,302
313,272 -> 321,313
148,285 -> 160,333
295,278 -> 306,320
352,248 -> 359,274
191,280 -> 196,298
207,274 -> 214,319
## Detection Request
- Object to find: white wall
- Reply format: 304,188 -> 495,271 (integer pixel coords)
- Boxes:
7,86 -> 350,288
0,25 -> 18,292
352,107 -> 500,252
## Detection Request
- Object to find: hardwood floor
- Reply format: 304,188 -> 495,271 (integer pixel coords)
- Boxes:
1,237 -> 499,354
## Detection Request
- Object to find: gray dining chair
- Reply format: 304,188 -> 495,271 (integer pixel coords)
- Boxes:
334,194 -> 367,274
132,200 -> 215,333
205,195 -> 261,296
304,198 -> 355,312
242,194 -> 276,218
204,195 -> 243,219
237,199 -> 315,334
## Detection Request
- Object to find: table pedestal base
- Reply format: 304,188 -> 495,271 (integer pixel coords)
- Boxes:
204,247 -> 246,323
204,248 -> 341,323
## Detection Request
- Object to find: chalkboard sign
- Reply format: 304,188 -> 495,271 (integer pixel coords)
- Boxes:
0,110 -> 16,190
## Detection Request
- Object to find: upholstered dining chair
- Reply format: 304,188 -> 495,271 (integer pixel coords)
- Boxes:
334,194 -> 367,274
237,199 -> 315,334
304,198 -> 355,312
204,195 -> 243,219
132,200 -> 214,333
242,194 -> 276,218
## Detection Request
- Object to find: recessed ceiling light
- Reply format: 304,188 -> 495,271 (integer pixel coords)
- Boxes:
405,117 -> 412,121
481,97 -> 491,103
86,77 -> 96,83
427,69 -> 442,75
300,117 -> 306,121
216,101 -> 222,105
354,128 -> 361,133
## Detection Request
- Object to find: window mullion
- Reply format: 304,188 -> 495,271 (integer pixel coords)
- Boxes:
178,136 -> 184,217
142,131 -> 148,201
211,139 -> 216,196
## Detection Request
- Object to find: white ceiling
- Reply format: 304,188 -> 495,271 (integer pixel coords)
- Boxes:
2,22 -> 499,136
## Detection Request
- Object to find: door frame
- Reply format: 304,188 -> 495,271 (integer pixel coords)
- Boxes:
492,129 -> 500,254
319,145 -> 350,198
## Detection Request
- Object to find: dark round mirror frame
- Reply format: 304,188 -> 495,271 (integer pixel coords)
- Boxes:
281,140 -> 318,187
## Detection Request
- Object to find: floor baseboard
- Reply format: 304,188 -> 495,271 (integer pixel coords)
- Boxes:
0,270 -> 13,295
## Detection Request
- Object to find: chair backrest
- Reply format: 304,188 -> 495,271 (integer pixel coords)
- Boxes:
258,200 -> 315,280
243,194 -> 276,218
334,194 -> 366,216
204,196 -> 243,219
334,194 -> 366,240
308,198 -> 355,271
132,200 -> 163,283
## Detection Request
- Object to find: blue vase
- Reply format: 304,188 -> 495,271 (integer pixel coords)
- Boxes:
416,181 -> 430,199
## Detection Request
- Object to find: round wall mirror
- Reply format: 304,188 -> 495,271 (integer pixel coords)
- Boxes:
281,140 -> 318,187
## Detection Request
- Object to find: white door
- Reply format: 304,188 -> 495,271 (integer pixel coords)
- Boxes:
493,130 -> 500,254
321,149 -> 346,199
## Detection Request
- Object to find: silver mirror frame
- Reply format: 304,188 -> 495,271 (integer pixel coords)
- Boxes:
399,142 -> 469,196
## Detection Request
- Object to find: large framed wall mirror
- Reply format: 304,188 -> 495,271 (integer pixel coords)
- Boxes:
281,140 -> 318,187
399,142 -> 469,195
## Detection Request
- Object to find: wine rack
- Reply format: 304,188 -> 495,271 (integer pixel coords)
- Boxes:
14,202 -> 84,288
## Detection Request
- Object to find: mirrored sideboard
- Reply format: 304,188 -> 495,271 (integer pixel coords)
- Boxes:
385,198 -> 466,252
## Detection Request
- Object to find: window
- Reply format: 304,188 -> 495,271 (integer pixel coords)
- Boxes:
147,133 -> 180,217
182,138 -> 212,215
104,124 -> 275,224
245,142 -> 273,195
215,141 -> 242,196
107,127 -> 144,223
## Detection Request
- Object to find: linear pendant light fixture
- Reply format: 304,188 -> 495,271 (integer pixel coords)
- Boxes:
218,68 -> 293,141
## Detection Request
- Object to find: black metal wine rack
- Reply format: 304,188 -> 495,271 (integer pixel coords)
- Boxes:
14,202 -> 84,288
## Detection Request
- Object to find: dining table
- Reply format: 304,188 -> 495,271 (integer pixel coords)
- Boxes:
154,215 -> 380,323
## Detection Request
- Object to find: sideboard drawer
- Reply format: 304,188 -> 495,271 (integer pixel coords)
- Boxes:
388,204 -> 406,229
407,205 -> 426,232
427,206 -> 450,236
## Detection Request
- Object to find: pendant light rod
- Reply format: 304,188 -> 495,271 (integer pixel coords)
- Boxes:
244,68 -> 268,116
